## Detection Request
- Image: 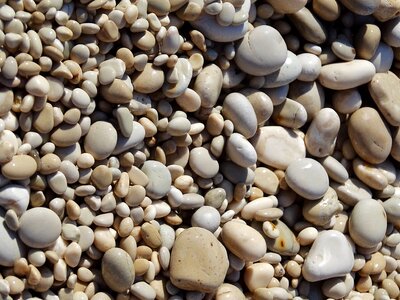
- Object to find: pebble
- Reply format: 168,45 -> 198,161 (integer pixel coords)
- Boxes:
0,208 -> 25,267
221,220 -> 267,262
369,71 -> 400,126
226,133 -> 257,168
170,227 -> 229,292
348,107 -> 392,164
0,184 -> 29,216
84,121 -> 118,160
222,92 -> 258,138
216,283 -> 246,300
101,247 -> 135,293
189,147 -> 219,179
25,75 -> 50,97
285,158 -> 329,200
264,220 -> 300,256
18,207 -> 61,248
349,199 -> 387,248
302,230 -> 354,282
191,206 -> 221,232
1,154 -> 37,180
235,25 -> 287,76
141,160 -> 172,199
251,126 -> 306,170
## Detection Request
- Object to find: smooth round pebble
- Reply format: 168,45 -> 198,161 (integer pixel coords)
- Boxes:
18,208 -> 61,248
191,206 -> 221,232
141,160 -> 172,199
84,122 -> 118,160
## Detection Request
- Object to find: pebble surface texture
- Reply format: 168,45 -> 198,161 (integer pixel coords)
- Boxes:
3,0 -> 400,299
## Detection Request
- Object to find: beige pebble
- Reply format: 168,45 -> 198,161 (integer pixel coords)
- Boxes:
2,154 -> 37,180
100,79 -> 133,104
330,178 -> 372,206
355,24 -> 381,59
170,227 -> 229,292
25,75 -> 49,97
369,71 -> 400,126
244,262 -> 274,292
84,121 -> 118,160
340,0 -> 380,15
348,107 -> 392,164
251,126 -> 305,170
193,64 -> 223,108
101,247 -> 135,293
221,220 -> 266,262
141,160 -> 172,199
141,222 -> 162,249
288,7 -> 327,44
132,63 -> 165,94
50,124 -> 82,148
319,60 -> 376,90
5,276 -> 24,295
33,103 -> 54,134
353,158 -> 388,190
189,147 -> 219,179
264,219 -> 300,256
215,283 -> 245,300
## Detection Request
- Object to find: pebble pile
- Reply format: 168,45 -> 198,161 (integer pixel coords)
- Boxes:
3,0 -> 400,299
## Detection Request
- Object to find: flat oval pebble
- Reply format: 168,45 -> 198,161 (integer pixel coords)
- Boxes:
302,230 -> 354,282
222,92 -> 258,138
101,247 -> 135,293
18,207 -> 61,248
348,107 -> 392,164
221,220 -> 267,262
251,126 -> 306,170
1,155 -> 37,180
349,199 -> 387,248
25,75 -> 49,97
84,121 -> 118,160
189,147 -> 219,179
318,60 -> 376,90
285,158 -> 329,200
170,227 -> 229,292
235,25 -> 287,76
141,160 -> 172,199
0,208 -> 25,267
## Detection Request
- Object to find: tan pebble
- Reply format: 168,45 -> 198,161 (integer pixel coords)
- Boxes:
100,79 -> 133,104
312,0 -> 341,21
369,71 -> 400,126
0,88 -> 13,117
84,121 -> 118,160
355,24 -> 381,59
131,30 -> 156,51
18,61 -> 41,77
90,165 -> 113,190
244,262 -> 274,292
141,222 -> 162,249
167,117 -> 191,136
0,140 -> 15,163
353,158 -> 388,190
132,63 -> 164,94
254,167 -> 279,195
130,282 -> 156,300
348,107 -> 392,164
47,171 -> 68,194
134,258 -> 150,276
94,228 -> 115,252
33,103 -> 54,134
215,283 -> 245,300
332,88 -> 362,114
102,247 -> 135,293
382,278 -> 399,298
221,220 -> 266,262
2,154 -> 37,180
50,124 -> 82,147
288,7 -> 326,44
193,64 -> 223,108
170,227 -> 229,292
360,252 -> 386,276
5,276 -> 24,295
